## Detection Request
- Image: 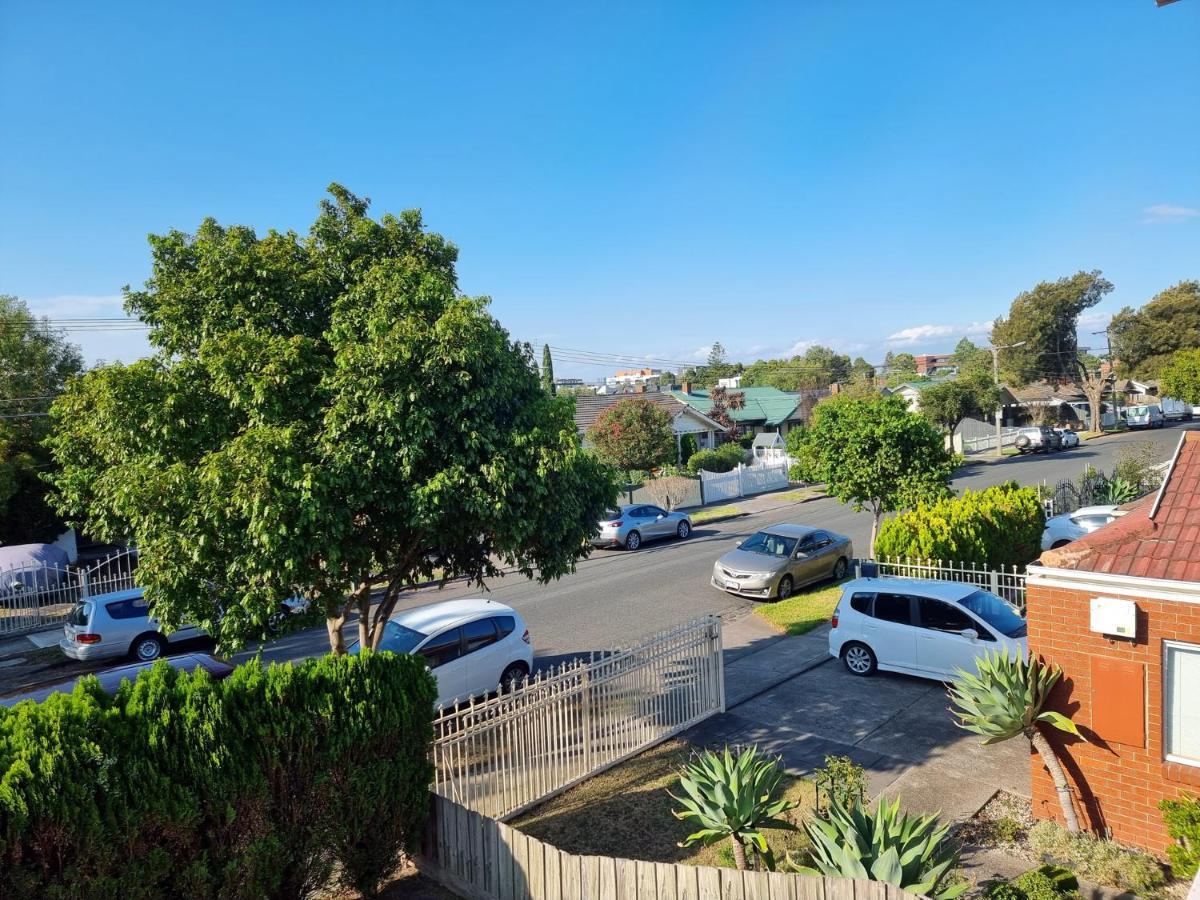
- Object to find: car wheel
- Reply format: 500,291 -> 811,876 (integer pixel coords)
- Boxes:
842,642 -> 877,676
625,530 -> 642,550
131,633 -> 167,662
776,575 -> 794,600
832,557 -> 848,581
676,520 -> 691,540
499,662 -> 529,692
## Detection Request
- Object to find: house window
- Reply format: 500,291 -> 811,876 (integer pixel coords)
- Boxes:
1165,641 -> 1200,766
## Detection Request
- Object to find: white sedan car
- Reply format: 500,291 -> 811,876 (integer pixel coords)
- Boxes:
351,598 -> 533,707
828,577 -> 1027,680
1041,505 -> 1121,551
1054,429 -> 1080,449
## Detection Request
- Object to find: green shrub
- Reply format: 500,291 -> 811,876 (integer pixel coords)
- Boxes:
992,816 -> 1024,844
0,651 -> 436,899
1160,793 -> 1200,879
679,433 -> 699,466
687,442 -> 745,474
812,755 -> 867,814
874,481 -> 1044,568
986,865 -> 1078,900
1027,820 -> 1166,895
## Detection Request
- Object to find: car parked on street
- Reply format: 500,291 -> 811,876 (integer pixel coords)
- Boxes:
1126,404 -> 1165,429
1041,504 -> 1121,550
1,653 -> 233,708
592,504 -> 692,551
60,587 -> 207,663
1053,428 -> 1080,449
349,598 -> 533,707
1014,426 -> 1062,454
828,577 -> 1027,680
712,525 -> 852,600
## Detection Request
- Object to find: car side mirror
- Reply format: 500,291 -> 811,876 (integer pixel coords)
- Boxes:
960,628 -> 979,641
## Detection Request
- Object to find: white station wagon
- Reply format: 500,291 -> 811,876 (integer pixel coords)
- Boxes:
828,577 -> 1027,680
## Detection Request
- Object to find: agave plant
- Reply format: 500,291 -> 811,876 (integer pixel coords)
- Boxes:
948,650 -> 1085,832
794,796 -> 966,899
1098,476 -> 1139,504
668,746 -> 797,870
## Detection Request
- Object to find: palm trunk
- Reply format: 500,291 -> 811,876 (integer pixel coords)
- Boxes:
1028,727 -> 1082,833
730,835 -> 748,871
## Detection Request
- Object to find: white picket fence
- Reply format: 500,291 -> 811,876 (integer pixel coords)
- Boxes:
432,616 -> 725,821
700,463 -> 788,504
860,556 -> 1027,612
0,549 -> 138,636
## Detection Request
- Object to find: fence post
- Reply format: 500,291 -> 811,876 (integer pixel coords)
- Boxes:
581,664 -> 593,773
989,570 -> 1000,594
712,616 -> 726,713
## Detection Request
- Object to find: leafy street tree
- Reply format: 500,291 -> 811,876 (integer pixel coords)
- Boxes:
919,375 -> 1001,437
0,295 -> 85,544
991,270 -> 1115,430
884,351 -> 917,376
951,337 -> 994,382
849,356 -> 876,381
948,650 -> 1086,833
541,343 -> 555,394
46,185 -> 618,653
1160,349 -> 1200,406
587,396 -> 676,474
1110,281 -> 1200,380
706,385 -> 744,436
741,345 -> 852,391
795,395 -> 955,551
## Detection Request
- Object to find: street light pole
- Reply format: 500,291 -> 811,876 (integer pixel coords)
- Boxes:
991,341 -> 1026,458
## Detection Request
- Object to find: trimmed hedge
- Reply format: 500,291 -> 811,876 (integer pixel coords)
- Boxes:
687,442 -> 745,475
874,482 -> 1044,569
0,651 -> 436,899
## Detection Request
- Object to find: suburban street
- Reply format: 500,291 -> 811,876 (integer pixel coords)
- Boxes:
242,424 -> 1194,666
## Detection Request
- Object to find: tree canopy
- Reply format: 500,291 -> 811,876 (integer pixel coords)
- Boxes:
587,396 -> 676,473
541,343 -> 555,394
46,185 -> 617,653
0,295 -> 85,544
1160,349 -> 1200,406
919,376 -> 1001,436
1110,281 -> 1200,380
741,345 -> 851,391
793,394 -> 955,550
951,338 -> 993,382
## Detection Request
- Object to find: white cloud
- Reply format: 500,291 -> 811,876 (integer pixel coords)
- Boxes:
1141,203 -> 1200,224
1077,311 -> 1112,330
787,340 -> 816,356
885,321 -> 991,346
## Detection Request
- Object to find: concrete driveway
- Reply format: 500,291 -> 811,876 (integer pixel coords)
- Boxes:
686,621 -> 1030,823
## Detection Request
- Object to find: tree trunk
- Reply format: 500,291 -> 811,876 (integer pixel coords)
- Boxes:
730,835 -> 748,871
326,613 -> 348,655
869,505 -> 882,559
1028,727 -> 1083,833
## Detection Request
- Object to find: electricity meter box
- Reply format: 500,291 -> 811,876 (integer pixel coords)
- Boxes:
1089,597 -> 1137,639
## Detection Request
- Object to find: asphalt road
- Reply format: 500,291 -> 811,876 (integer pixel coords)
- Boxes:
239,424 -> 1195,667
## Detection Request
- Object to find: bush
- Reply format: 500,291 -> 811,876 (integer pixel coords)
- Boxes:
1160,793 -> 1200,879
874,481 -> 1044,568
644,475 -> 697,511
812,755 -> 867,814
687,442 -> 745,475
1027,821 -> 1166,895
0,651 -> 436,899
679,433 -> 698,466
986,865 -> 1079,900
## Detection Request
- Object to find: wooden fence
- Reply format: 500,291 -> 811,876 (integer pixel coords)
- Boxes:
433,616 -> 724,821
420,793 -> 925,900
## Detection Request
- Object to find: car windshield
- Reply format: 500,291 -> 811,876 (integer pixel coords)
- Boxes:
1129,405 -> 1149,416
959,590 -> 1027,638
739,531 -> 797,558
348,621 -> 427,655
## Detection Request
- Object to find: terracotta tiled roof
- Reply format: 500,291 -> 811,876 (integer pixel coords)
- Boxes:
572,393 -> 713,433
1039,432 -> 1200,581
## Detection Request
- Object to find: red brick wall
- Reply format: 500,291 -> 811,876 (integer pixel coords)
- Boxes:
1027,579 -> 1200,853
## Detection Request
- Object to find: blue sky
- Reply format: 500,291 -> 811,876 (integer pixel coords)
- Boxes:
2,2 -> 1197,377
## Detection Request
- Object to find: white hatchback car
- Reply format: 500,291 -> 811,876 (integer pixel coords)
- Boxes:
351,598 -> 533,707
1041,505 -> 1121,551
828,577 -> 1027,680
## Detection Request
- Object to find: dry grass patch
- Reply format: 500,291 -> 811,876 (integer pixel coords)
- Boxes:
512,739 -> 816,867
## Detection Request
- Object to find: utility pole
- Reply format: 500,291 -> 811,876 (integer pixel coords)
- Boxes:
990,341 -> 1026,457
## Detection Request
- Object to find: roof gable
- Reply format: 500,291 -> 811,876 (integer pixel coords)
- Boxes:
572,393 -> 723,433
670,386 -> 810,426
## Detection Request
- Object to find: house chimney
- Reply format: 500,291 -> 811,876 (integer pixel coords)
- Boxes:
682,381 -> 692,395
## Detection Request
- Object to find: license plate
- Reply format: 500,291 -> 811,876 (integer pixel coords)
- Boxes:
725,580 -> 740,590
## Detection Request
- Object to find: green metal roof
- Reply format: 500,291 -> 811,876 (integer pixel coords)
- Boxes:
669,387 -> 801,426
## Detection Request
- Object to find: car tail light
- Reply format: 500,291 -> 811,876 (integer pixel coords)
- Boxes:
76,633 -> 102,644
830,610 -> 839,629
608,520 -> 623,527
521,629 -> 531,644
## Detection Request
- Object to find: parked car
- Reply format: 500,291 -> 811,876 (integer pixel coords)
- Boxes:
828,577 -> 1027,680
712,525 -> 853,600
0,653 -> 233,708
1054,428 -> 1080,449
592,504 -> 692,551
1126,403 -> 1165,429
350,598 -> 533,707
1013,426 -> 1062,454
1041,504 -> 1121,551
1160,397 -> 1193,422
60,587 -> 207,662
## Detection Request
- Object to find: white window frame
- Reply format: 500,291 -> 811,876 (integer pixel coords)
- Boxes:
1164,639 -> 1200,767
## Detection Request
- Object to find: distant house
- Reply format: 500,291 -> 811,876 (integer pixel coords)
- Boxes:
914,353 -> 957,376
572,392 -> 725,459
669,384 -> 817,436
1001,381 -> 1115,429
882,376 -> 955,413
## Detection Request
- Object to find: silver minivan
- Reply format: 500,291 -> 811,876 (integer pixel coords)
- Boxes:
1126,404 -> 1165,429
60,588 -> 205,662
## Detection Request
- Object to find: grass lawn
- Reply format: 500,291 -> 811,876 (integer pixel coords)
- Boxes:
754,583 -> 842,636
512,739 -> 815,868
690,504 -> 743,524
774,487 -> 824,503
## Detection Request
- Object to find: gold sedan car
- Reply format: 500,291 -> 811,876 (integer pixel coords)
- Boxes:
712,525 -> 853,600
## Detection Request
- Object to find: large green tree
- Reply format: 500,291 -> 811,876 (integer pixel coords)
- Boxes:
795,394 -> 955,551
587,396 -> 676,473
991,271 -> 1114,430
0,295 -> 84,544
46,186 -> 617,653
1110,281 -> 1200,380
741,345 -> 852,391
919,375 -> 1001,437
541,343 -> 555,394
1160,349 -> 1200,406
951,337 -> 994,382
